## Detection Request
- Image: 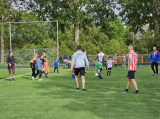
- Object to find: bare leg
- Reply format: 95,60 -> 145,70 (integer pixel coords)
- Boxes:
81,76 -> 85,88
131,79 -> 138,90
75,75 -> 79,87
126,78 -> 131,89
124,62 -> 126,68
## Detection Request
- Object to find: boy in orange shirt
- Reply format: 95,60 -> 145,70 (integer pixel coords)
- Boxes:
44,58 -> 49,78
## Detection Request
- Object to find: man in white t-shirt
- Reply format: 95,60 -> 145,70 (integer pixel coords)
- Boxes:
107,57 -> 113,76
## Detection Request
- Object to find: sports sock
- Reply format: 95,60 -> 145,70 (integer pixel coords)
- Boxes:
136,90 -> 139,92
107,71 -> 109,75
83,87 -> 85,89
110,71 -> 111,75
9,74 -> 11,79
12,74 -> 14,78
46,73 -> 48,76
77,86 -> 79,88
98,72 -> 103,79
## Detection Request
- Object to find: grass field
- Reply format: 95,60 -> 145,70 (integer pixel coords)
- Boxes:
0,66 -> 160,119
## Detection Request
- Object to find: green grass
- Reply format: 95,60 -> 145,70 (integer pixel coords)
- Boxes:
0,66 -> 160,119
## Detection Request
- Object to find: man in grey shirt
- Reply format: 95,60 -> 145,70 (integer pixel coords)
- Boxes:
71,45 -> 89,91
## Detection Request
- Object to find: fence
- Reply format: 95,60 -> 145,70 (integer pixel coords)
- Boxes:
62,54 -> 150,64
0,48 -> 150,66
0,48 -> 57,66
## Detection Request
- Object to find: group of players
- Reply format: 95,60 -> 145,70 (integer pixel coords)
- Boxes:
30,53 -> 60,81
7,45 -> 159,95
71,45 -> 139,94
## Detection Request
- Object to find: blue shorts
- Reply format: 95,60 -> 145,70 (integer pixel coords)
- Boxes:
123,60 -> 126,63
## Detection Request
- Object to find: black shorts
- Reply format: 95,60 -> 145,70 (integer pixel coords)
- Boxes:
99,68 -> 102,72
127,71 -> 136,79
75,67 -> 85,76
108,68 -> 112,70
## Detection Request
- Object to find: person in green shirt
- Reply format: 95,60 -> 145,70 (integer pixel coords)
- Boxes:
94,58 -> 103,79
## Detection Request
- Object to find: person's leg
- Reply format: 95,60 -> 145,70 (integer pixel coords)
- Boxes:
57,67 -> 59,73
124,62 -> 126,68
126,78 -> 131,90
54,67 -> 56,73
131,79 -> 138,90
121,72 -> 131,93
33,68 -> 35,78
12,65 -> 15,81
155,63 -> 158,75
98,69 -> 103,79
75,68 -> 80,89
38,70 -> 42,80
151,62 -> 156,74
81,76 -> 85,89
8,65 -> 12,81
109,69 -> 112,76
36,70 -> 39,78
75,75 -> 79,88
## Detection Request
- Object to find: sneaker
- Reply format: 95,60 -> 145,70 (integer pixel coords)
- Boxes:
83,88 -> 86,91
153,73 -> 155,76
38,79 -> 42,81
121,90 -> 128,93
12,78 -> 15,81
132,91 -> 139,95
57,72 -> 59,73
54,72 -> 55,73
76,87 -> 79,90
35,77 -> 37,79
46,76 -> 48,78
156,74 -> 158,77
32,76 -> 35,80
9,79 -> 12,81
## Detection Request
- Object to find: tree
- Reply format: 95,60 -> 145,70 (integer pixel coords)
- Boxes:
102,17 -> 124,40
0,0 -> 15,64
118,0 -> 160,44
20,0 -> 116,43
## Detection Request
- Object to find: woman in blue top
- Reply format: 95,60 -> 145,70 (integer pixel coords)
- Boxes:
35,55 -> 44,81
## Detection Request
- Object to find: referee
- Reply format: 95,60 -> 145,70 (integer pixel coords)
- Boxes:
71,45 -> 89,91
149,47 -> 160,76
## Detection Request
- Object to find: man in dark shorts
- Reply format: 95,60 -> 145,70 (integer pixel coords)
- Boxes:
121,45 -> 139,95
71,45 -> 89,91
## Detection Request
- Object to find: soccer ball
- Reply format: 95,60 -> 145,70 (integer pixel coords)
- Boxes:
95,73 -> 99,77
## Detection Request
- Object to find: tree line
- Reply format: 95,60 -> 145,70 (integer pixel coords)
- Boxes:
0,0 -> 160,64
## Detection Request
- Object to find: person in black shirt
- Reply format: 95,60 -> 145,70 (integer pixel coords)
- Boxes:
7,51 -> 16,81
42,52 -> 46,75
30,56 -> 36,80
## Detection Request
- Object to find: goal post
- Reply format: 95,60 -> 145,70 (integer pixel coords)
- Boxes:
0,20 -> 59,58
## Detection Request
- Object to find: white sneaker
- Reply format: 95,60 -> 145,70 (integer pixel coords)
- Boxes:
35,77 -> 37,79
38,79 -> 42,81
32,77 -> 35,80
30,77 -> 32,79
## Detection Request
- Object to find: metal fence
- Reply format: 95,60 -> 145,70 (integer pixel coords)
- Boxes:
0,48 -> 57,65
0,48 -> 150,66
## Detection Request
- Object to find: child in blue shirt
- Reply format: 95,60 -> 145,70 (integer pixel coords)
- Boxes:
53,58 -> 59,73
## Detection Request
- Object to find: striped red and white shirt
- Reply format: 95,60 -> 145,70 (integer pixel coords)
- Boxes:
128,50 -> 138,71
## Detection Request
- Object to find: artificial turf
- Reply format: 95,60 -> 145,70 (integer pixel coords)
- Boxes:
0,66 -> 160,119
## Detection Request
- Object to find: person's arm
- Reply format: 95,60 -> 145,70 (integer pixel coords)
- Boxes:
128,54 -> 133,71
84,54 -> 89,69
149,52 -> 152,63
71,54 -> 76,70
40,61 -> 44,68
158,51 -> 160,63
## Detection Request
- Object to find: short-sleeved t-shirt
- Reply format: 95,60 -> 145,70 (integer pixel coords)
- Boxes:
107,60 -> 113,68
128,50 -> 138,71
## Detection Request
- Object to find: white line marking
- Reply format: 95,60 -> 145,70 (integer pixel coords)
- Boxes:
0,72 -> 31,81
